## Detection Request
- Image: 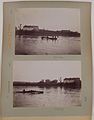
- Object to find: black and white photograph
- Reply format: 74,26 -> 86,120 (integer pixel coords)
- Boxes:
15,8 -> 81,55
13,61 -> 81,107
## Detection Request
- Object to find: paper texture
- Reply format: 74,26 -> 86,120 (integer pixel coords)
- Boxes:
1,1 -> 92,120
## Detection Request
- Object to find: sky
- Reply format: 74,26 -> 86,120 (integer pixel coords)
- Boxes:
13,61 -> 81,82
15,8 -> 80,32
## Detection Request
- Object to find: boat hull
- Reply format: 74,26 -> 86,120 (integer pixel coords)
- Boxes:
16,90 -> 44,94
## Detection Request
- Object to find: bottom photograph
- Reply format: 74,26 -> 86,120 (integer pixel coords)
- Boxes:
13,61 -> 81,107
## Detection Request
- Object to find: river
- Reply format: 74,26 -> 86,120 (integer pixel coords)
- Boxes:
13,86 -> 81,107
15,36 -> 81,55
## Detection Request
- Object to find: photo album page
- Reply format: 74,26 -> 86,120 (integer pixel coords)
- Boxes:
1,1 -> 92,120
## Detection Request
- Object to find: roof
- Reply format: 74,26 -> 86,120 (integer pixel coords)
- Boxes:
23,25 -> 38,28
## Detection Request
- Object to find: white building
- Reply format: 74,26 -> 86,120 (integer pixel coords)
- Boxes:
23,25 -> 39,31
63,78 -> 80,84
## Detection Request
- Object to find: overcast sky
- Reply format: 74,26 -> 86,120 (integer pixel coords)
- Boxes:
15,8 -> 80,32
13,61 -> 81,82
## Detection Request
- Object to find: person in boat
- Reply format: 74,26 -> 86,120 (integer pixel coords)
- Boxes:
41,36 -> 44,40
23,89 -> 25,93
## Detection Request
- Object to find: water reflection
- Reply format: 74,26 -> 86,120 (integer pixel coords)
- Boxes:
13,86 -> 81,107
15,36 -> 81,55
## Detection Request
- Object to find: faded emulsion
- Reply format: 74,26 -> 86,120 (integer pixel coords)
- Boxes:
13,77 -> 81,107
13,7 -> 81,107
13,61 -> 81,107
15,25 -> 81,55
13,86 -> 81,107
15,8 -> 81,55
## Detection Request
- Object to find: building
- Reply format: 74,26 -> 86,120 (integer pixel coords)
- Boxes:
63,78 -> 75,83
23,25 -> 39,31
45,79 -> 51,83
63,77 -> 81,88
39,80 -> 45,83
51,80 -> 58,84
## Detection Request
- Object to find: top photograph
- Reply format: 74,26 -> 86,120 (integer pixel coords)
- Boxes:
15,8 -> 81,55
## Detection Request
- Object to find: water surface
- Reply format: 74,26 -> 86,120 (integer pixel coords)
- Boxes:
15,36 -> 81,55
13,86 -> 81,107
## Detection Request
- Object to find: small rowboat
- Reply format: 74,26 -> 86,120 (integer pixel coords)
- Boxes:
41,36 -> 57,40
16,89 -> 44,94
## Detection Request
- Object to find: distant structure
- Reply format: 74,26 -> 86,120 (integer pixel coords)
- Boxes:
39,79 -> 45,83
63,77 -> 81,88
45,79 -> 51,83
61,30 -> 70,33
59,77 -> 62,83
13,77 -> 81,89
63,77 -> 80,83
15,24 -> 80,37
51,80 -> 58,84
23,25 -> 39,31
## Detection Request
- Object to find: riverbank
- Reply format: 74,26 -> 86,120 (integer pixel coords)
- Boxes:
15,29 -> 80,37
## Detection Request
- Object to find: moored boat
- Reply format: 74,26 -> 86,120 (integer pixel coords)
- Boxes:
16,89 -> 44,94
